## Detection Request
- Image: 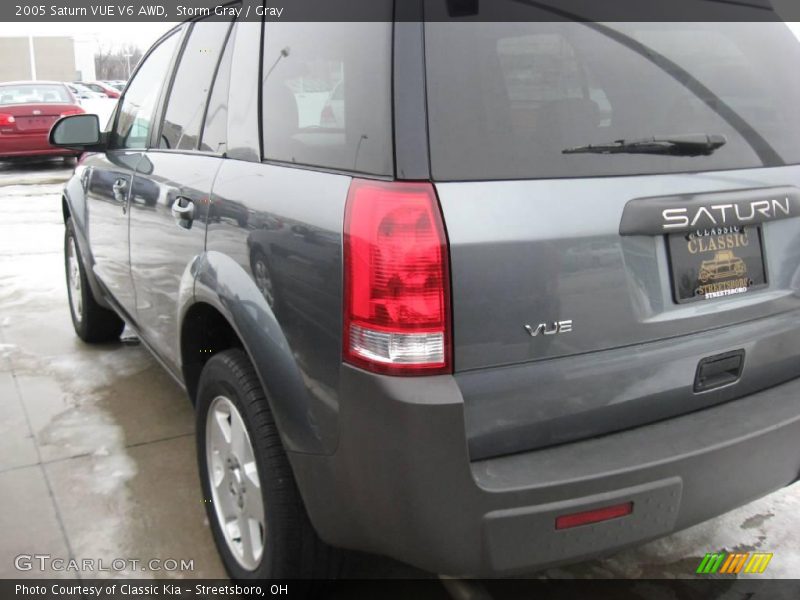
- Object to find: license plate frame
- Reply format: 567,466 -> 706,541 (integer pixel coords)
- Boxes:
666,225 -> 767,304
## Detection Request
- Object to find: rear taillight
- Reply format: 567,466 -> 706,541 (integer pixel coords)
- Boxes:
0,113 -> 16,126
344,179 -> 451,375
60,108 -> 84,117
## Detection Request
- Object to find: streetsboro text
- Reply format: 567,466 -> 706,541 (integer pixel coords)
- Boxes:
177,5 -> 284,17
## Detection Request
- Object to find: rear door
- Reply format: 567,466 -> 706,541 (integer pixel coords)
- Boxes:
423,14 -> 800,456
128,18 -> 234,373
84,31 -> 181,315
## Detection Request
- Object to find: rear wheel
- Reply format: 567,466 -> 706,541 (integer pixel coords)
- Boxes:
65,218 -> 125,343
196,349 -> 340,579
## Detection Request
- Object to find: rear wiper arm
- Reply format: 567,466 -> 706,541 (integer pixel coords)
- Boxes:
563,134 -> 727,157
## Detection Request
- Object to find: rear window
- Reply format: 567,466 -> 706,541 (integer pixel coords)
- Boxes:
425,21 -> 800,180
0,84 -> 71,105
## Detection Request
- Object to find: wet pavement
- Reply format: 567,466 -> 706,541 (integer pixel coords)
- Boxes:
0,159 -> 224,579
0,159 -> 798,584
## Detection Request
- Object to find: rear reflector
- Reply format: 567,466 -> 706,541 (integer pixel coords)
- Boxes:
343,179 -> 451,375
60,108 -> 85,117
555,502 -> 633,530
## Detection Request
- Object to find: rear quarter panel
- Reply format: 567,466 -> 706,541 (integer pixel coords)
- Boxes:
202,159 -> 350,455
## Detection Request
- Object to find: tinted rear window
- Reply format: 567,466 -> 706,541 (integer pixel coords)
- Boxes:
425,22 -> 800,180
0,84 -> 71,105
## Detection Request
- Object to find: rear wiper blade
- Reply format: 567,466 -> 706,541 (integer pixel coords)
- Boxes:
563,134 -> 727,157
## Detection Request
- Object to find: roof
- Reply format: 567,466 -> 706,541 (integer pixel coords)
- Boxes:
0,80 -> 69,86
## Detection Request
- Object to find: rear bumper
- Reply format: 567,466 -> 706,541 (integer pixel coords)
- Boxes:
291,365 -> 800,576
0,133 -> 74,158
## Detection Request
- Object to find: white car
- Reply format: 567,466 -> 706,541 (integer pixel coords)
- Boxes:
65,83 -> 106,100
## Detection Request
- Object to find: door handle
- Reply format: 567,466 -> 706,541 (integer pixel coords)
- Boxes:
171,196 -> 195,228
112,178 -> 127,203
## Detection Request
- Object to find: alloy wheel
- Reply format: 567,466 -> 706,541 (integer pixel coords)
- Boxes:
205,395 -> 266,571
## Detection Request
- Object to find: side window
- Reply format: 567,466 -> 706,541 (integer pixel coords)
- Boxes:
112,31 -> 179,150
199,26 -> 235,154
262,23 -> 393,176
159,20 -> 232,151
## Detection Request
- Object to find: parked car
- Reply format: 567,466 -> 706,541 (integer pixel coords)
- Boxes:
75,81 -> 120,99
65,82 -> 107,101
105,80 -> 127,91
0,81 -> 83,161
51,9 -> 800,581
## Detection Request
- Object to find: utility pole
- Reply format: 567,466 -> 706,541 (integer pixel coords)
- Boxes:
28,36 -> 37,80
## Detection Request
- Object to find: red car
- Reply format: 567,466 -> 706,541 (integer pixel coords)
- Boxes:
77,81 -> 121,99
0,81 -> 84,161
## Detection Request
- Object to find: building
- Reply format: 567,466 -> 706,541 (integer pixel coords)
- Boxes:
0,36 -> 96,82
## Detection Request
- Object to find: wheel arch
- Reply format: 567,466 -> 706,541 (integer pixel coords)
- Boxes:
62,195 -> 71,223
180,301 -> 244,403
62,167 -> 89,228
182,251 -> 331,456
62,186 -> 114,312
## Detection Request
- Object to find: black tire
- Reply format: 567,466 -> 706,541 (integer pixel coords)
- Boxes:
196,349 -> 340,580
64,218 -> 125,343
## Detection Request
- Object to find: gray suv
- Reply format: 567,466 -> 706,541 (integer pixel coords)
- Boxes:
52,5 -> 800,580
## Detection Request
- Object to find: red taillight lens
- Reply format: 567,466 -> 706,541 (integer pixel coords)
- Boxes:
555,502 -> 633,530
0,113 -> 16,126
344,179 -> 451,375
60,108 -> 85,117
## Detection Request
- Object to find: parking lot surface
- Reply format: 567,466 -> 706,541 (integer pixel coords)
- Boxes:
0,160 -> 798,583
